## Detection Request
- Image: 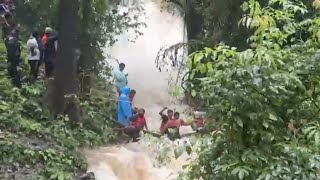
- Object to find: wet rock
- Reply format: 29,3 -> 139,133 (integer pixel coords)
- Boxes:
80,171 -> 95,180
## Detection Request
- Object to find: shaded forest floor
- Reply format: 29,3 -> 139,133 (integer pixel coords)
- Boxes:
0,42 -> 119,179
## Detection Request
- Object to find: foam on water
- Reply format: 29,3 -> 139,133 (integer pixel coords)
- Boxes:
84,1 -> 192,179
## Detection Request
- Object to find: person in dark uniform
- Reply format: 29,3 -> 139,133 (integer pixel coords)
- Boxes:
5,29 -> 21,87
43,28 -> 58,78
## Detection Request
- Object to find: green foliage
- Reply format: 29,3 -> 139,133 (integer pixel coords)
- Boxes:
181,0 -> 320,179
0,58 -> 116,178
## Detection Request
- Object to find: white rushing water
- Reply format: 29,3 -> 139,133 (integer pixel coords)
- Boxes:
84,1 -> 193,179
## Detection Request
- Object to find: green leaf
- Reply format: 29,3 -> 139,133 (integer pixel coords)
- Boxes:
191,90 -> 197,97
269,113 -> 277,121
239,169 -> 246,179
186,145 -> 192,155
58,172 -> 65,180
235,117 -> 243,128
174,146 -> 186,159
194,53 -> 204,63
263,122 -> 269,129
199,64 -> 207,74
266,174 -> 271,180
315,132 -> 320,146
207,62 -> 213,73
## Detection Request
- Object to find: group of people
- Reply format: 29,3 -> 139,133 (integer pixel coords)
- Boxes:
5,26 -> 58,87
158,107 -> 206,140
113,62 -> 207,142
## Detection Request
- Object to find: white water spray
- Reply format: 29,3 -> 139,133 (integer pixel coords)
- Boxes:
84,1 -> 192,179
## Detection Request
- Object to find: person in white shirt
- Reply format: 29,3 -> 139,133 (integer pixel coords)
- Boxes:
26,30 -> 40,82
112,63 -> 128,95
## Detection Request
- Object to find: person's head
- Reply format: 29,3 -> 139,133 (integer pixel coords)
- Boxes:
138,108 -> 145,117
162,115 -> 168,124
45,27 -> 53,35
10,30 -> 17,38
174,112 -> 180,120
132,107 -> 139,114
129,89 -> 136,98
32,28 -> 39,38
167,109 -> 173,119
119,63 -> 125,71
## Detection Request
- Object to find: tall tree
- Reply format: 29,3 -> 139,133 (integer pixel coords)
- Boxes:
51,0 -> 80,120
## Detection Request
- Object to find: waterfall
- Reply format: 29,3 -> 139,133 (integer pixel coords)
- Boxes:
84,1 -> 191,179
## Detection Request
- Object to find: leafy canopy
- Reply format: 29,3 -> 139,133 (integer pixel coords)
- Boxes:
180,0 -> 320,179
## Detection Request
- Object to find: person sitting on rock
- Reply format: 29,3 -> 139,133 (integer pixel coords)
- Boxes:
124,108 -> 148,142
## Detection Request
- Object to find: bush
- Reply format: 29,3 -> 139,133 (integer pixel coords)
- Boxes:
180,1 -> 320,179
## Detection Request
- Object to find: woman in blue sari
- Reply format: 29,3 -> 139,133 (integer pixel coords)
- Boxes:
117,86 -> 132,127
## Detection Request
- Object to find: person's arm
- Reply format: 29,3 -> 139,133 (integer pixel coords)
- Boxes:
181,119 -> 191,126
54,40 -> 58,52
159,107 -> 167,116
160,124 -> 168,134
144,119 -> 149,131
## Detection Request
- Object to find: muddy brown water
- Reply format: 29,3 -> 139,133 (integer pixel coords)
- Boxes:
84,1 -> 193,179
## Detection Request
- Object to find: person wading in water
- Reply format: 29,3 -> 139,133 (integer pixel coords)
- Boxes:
161,112 -> 189,140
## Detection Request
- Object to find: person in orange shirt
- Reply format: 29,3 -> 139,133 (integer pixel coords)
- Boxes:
41,27 -> 50,46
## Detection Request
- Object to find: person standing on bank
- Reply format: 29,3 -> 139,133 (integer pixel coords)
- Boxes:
43,27 -> 58,78
112,62 -> 128,95
5,30 -> 21,88
26,29 -> 40,83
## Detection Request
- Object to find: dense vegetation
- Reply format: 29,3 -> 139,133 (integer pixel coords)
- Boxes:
177,0 -> 320,179
4,0 -> 320,179
0,0 -> 144,179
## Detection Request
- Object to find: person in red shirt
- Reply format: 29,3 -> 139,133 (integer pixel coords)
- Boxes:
160,107 -> 173,119
190,111 -> 207,132
41,27 -> 52,47
159,107 -> 173,131
161,112 -> 189,140
124,108 -> 148,142
159,115 -> 169,134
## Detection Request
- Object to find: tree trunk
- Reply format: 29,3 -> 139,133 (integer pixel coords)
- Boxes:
78,0 -> 95,96
51,0 -> 80,121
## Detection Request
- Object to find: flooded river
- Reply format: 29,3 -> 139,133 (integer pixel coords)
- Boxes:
84,1 -> 192,179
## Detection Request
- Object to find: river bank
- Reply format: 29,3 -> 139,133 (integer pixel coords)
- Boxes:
0,40 -> 118,178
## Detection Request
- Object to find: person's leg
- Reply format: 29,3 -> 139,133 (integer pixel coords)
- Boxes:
45,61 -> 49,78
132,130 -> 140,142
7,60 -> 13,79
11,60 -> 21,88
50,60 -> 54,77
37,51 -> 43,77
124,126 -> 140,141
45,60 -> 54,78
29,60 -> 38,83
